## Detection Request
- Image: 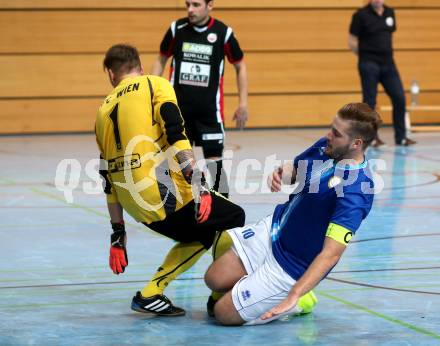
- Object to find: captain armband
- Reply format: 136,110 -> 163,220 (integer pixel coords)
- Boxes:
325,223 -> 353,246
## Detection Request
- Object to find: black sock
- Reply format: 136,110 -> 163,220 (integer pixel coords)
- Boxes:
207,159 -> 229,198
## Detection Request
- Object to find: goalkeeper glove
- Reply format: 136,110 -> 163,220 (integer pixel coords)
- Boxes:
109,221 -> 128,274
196,190 -> 212,223
185,169 -> 213,223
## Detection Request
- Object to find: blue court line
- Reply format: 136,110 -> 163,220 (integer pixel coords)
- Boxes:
317,291 -> 440,340
382,176 -> 440,191
1,269 -> 438,285
0,298 -> 129,310
0,292 -> 213,311
0,263 -> 438,282
0,271 -> 192,284
332,266 -> 440,274
17,281 -> 440,296
326,277 -> 440,295
0,282 -> 208,297
0,277 -> 204,289
0,177 -> 16,184
0,263 -> 174,273
318,283 -> 440,293
30,187 -> 109,218
30,187 -> 163,238
353,232 -> 440,244
2,222 -> 95,229
344,252 -> 439,259
330,271 -> 440,280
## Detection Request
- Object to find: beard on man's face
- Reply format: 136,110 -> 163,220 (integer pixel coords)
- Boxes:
325,142 -> 351,161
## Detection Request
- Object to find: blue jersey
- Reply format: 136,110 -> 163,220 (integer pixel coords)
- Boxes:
271,138 -> 374,280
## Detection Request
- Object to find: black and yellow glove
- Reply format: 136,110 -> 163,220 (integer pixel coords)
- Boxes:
109,221 -> 128,274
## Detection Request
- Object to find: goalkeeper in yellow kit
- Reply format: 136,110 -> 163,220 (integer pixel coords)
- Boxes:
95,44 -> 245,316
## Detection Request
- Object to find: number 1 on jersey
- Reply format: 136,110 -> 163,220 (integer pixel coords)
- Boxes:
109,103 -> 122,150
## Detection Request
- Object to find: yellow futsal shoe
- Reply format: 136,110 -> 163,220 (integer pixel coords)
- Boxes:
297,290 -> 318,315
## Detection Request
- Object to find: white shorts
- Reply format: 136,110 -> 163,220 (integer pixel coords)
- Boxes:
228,215 -> 301,325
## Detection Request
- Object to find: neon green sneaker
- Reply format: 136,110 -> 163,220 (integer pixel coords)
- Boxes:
297,290 -> 318,315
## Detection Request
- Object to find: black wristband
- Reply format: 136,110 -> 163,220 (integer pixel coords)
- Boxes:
99,169 -> 112,195
110,230 -> 126,249
111,220 -> 125,233
185,169 -> 207,187
110,221 -> 125,249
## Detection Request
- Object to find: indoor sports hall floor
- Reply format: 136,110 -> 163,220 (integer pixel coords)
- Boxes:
1,127 -> 439,346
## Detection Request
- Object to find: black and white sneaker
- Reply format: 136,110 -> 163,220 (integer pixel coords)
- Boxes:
131,292 -> 185,316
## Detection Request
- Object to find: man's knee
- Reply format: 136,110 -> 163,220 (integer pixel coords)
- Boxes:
204,260 -> 234,293
214,293 -> 244,326
205,248 -> 247,292
204,264 -> 219,291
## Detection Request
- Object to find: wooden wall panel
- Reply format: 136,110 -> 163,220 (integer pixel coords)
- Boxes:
0,54 -> 156,98
0,1 -> 182,9
394,10 -> 440,49
2,92 -> 438,134
377,92 -> 440,124
1,51 -> 439,98
224,94 -> 360,128
0,95 -> 356,134
228,52 -> 359,94
382,0 -> 440,6
0,11 -> 180,54
207,0 -> 440,8
0,98 -> 101,133
224,92 -> 440,127
2,9 -> 440,54
1,1 -> 439,133
219,9 -> 440,51
0,1 -> 364,10
2,0 -> 440,10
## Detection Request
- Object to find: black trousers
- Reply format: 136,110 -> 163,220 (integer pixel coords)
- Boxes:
145,192 -> 245,249
358,59 -> 407,144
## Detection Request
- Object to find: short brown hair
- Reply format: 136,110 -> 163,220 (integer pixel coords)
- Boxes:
103,44 -> 141,74
337,103 -> 381,149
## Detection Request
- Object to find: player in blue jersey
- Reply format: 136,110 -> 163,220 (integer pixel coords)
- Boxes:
204,102 -> 381,325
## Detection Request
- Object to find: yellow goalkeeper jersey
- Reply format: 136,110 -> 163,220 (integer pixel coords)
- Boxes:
95,75 -> 194,224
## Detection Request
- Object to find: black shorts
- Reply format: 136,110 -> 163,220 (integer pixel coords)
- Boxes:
145,192 -> 245,249
181,108 -> 224,158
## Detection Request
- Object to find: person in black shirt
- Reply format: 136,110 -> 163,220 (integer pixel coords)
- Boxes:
349,0 -> 416,146
151,0 -> 249,198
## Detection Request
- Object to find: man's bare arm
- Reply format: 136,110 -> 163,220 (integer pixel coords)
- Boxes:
150,55 -> 169,76
107,202 -> 123,223
348,34 -> 359,55
175,150 -> 197,179
267,162 -> 297,192
261,237 -> 346,320
232,61 -> 249,129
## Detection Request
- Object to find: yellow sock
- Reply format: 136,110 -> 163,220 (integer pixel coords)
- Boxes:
210,291 -> 224,301
141,241 -> 206,297
211,231 -> 232,260
209,231 -> 233,301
